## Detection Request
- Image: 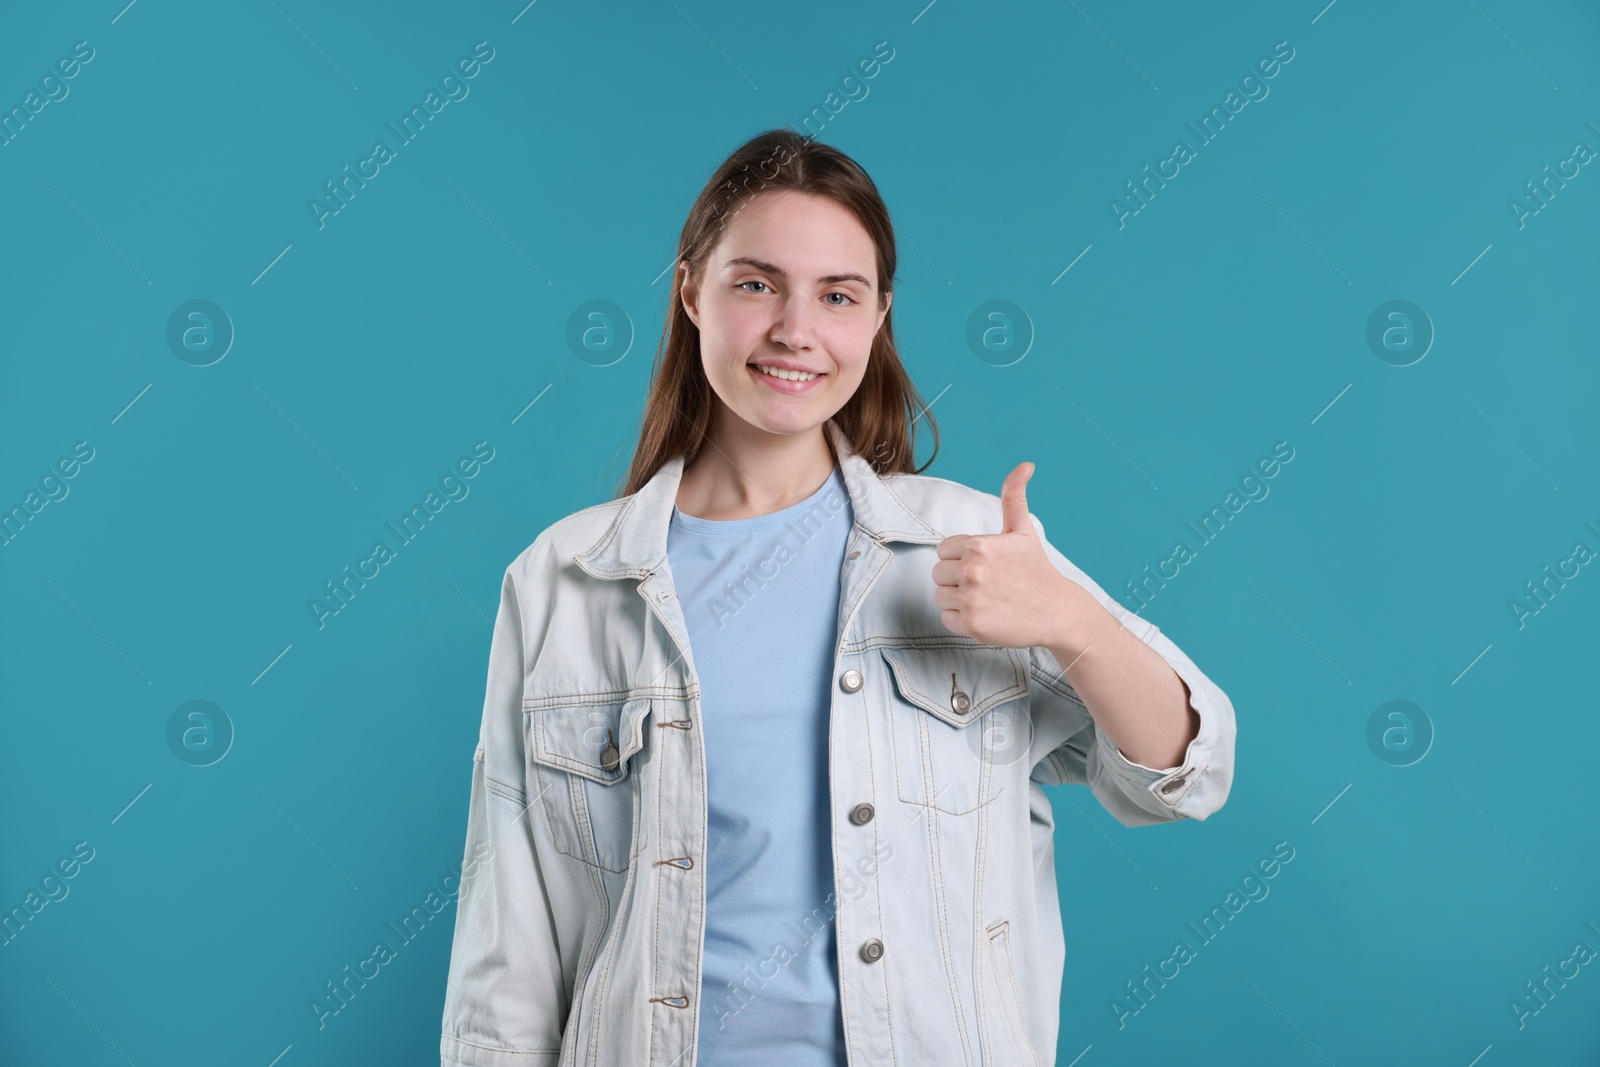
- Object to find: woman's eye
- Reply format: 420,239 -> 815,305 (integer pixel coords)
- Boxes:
738,281 -> 855,305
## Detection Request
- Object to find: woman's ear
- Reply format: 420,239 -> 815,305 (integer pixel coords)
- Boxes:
875,288 -> 892,333
679,260 -> 700,328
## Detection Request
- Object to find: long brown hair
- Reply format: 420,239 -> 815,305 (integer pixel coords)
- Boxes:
616,128 -> 939,498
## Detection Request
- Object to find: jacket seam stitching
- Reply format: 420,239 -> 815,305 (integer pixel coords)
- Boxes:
989,924 -> 1043,1067
861,675 -> 894,1065
524,687 -> 693,710
1027,661 -> 1088,708
648,697 -> 668,1064
581,811 -> 618,1067
485,775 -> 525,804
873,472 -> 946,540
883,647 -> 1029,722
973,742 -> 992,1065
923,743 -> 975,1065
534,766 -> 636,873
882,648 -> 1021,814
441,1032 -> 561,1056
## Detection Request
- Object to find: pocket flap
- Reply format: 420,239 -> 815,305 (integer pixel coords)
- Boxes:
879,643 -> 1029,729
526,695 -> 654,785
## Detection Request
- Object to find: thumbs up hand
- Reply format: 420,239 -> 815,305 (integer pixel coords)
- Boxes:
932,461 -> 1098,653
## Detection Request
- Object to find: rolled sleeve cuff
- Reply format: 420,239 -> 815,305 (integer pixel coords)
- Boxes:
1094,663 -> 1220,818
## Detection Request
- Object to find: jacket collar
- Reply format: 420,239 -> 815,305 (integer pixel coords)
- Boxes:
574,417 -> 944,580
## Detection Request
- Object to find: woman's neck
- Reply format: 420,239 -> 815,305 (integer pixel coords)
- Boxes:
675,419 -> 837,522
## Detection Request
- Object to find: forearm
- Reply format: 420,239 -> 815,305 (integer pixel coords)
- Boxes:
1042,587 -> 1199,771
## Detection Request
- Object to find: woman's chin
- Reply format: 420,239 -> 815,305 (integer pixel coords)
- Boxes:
731,401 -> 831,439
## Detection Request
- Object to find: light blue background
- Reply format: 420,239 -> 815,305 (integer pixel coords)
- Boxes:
2,1 -> 1597,1064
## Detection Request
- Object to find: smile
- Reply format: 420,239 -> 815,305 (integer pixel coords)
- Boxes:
753,363 -> 821,381
749,363 -> 826,394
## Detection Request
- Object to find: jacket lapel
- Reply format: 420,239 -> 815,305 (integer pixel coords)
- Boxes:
573,418 -> 943,581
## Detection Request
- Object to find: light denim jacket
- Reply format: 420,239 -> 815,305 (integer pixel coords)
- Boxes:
440,418 -> 1236,1067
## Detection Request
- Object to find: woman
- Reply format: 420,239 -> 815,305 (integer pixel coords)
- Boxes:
440,129 -> 1236,1067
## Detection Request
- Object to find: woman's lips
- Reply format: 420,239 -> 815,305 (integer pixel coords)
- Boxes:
749,363 -> 826,394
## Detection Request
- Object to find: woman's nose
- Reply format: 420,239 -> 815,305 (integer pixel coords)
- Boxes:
770,296 -> 817,350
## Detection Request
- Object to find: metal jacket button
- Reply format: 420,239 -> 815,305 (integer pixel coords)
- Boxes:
860,938 -> 884,963
840,669 -> 863,693
850,802 -> 875,825
948,672 -> 970,715
601,727 -> 620,771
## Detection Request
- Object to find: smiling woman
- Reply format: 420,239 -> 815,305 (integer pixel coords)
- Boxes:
673,193 -> 894,482
628,134 -> 933,516
439,128 -> 1237,1067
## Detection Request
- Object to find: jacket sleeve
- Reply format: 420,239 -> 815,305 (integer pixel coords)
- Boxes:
440,564 -> 568,1066
1024,513 -> 1236,828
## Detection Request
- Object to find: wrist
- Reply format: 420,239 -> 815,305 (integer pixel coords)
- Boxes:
1045,580 -> 1118,669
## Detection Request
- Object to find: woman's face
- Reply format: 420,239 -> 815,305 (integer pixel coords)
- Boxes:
680,190 -> 891,440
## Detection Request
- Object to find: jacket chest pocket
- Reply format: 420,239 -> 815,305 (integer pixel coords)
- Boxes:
525,695 -> 654,873
878,643 -> 1030,814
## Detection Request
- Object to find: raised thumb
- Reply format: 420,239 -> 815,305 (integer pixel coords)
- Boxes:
1000,462 -> 1035,534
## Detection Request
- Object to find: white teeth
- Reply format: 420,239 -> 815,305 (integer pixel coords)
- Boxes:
755,364 -> 820,382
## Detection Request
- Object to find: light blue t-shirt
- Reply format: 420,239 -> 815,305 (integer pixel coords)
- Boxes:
665,463 -> 853,1066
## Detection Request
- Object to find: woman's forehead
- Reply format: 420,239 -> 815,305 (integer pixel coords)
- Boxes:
714,193 -> 877,281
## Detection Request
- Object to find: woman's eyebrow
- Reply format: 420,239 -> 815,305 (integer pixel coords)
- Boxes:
724,256 -> 873,289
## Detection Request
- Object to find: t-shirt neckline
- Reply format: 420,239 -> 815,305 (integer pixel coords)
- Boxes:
670,465 -> 844,536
